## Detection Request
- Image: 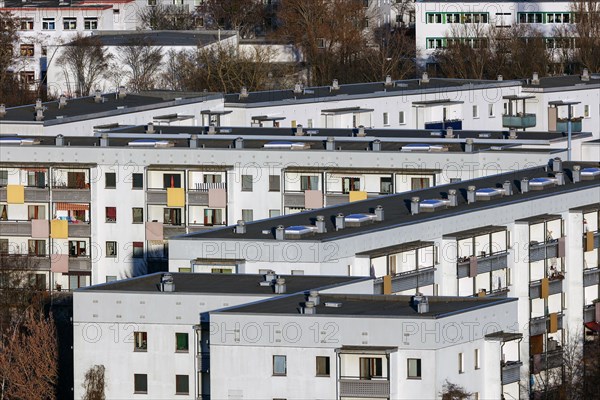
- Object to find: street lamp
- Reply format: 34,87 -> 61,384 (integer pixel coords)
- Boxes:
548,100 -> 581,161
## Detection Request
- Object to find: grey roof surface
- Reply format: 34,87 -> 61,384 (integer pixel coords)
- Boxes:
218,293 -> 517,318
3,0 -> 111,8
78,272 -> 368,295
1,92 -> 221,124
68,31 -> 237,47
522,74 -> 600,90
179,162 -> 600,242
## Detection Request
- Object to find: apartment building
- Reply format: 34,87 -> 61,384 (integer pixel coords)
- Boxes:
72,272 -> 374,400
1,124 -> 593,288
207,293 -> 518,400
169,160 -> 600,398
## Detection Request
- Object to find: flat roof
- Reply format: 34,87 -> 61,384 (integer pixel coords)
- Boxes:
522,74 -> 600,90
179,162 -> 600,242
77,272 -> 369,295
217,293 -> 517,318
2,0 -> 122,9
1,92 -> 221,124
69,30 -> 237,47
356,241 -> 435,258
443,225 -> 507,240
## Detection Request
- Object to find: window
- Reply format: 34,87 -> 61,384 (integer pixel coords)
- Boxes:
67,171 -> 86,188
584,105 -> 590,118
447,13 -> 460,23
163,173 -> 181,189
28,240 -> 46,257
472,105 -> 479,118
175,333 -> 188,352
69,240 -> 87,257
359,357 -> 383,379
241,175 -> 253,191
269,209 -> 280,218
133,242 -> 144,258
269,175 -> 280,192
132,208 -> 143,223
488,103 -> 495,117
342,177 -> 360,193
203,208 -> 223,226
300,175 -> 319,191
175,375 -> 189,395
407,358 -> 421,379
317,38 -> 325,48
134,331 -> 147,351
28,205 -> 46,220
20,44 -> 34,57
19,71 -> 35,85
474,348 -> 480,369
132,173 -> 143,189
211,268 -> 232,274
106,241 -> 117,257
134,374 -> 147,394
398,111 -> 405,124
105,207 -> 116,222
0,170 -> 8,186
63,18 -> 77,30
242,209 -> 253,222
105,172 -> 116,188
84,17 -> 98,30
27,170 -> 46,187
450,178 -> 462,183
20,19 -> 34,30
383,112 -> 389,126
42,18 -> 55,30
316,356 -> 330,376
426,13 -> 442,24
106,275 -> 117,282
458,352 -> 464,373
0,204 -> 7,221
411,177 -> 430,190
204,174 -> 222,184
148,0 -> 157,5
0,239 -> 9,254
164,208 -> 182,225
273,355 -> 287,376
28,273 -> 47,290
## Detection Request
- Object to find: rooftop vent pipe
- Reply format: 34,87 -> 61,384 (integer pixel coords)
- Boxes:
239,86 -> 249,99
58,95 -> 67,109
235,220 -> 246,234
293,83 -> 303,94
372,139 -> 381,152
335,213 -> 345,230
465,138 -> 474,153
160,273 -> 175,292
552,157 -> 563,172
146,122 -> 155,134
555,172 -> 565,185
303,301 -> 316,314
117,86 -> 127,99
208,124 -> 216,134
55,134 -> 64,147
94,90 -> 102,103
100,133 -> 109,147
308,290 -> 320,306
0,104 -> 6,118
326,137 -> 335,151
503,180 -> 512,196
357,125 -> 366,137
573,165 -> 581,183
316,215 -> 327,233
296,124 -> 304,136
448,189 -> 458,206
275,225 -> 285,240
521,178 -> 529,193
274,278 -> 286,294
532,72 -> 540,85
421,72 -> 430,84
582,68 -> 590,81
234,137 -> 244,149
411,197 -> 420,215
446,126 -> 454,138
413,294 -> 429,314
509,128 -> 518,139
374,205 -> 384,222
331,79 -> 340,91
467,186 -> 476,204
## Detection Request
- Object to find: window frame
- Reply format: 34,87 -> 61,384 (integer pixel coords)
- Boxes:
241,175 -> 253,192
407,358 -> 422,379
132,173 -> 144,189
106,241 -> 117,258
273,355 -> 287,376
83,17 -> 98,30
134,373 -> 148,394
269,174 -> 281,192
42,18 -> 55,30
63,17 -> 77,30
105,206 -> 117,223
316,356 -> 330,377
132,207 -> 144,224
105,172 -> 116,188
175,374 -> 189,395
175,332 -> 189,352
134,331 -> 147,352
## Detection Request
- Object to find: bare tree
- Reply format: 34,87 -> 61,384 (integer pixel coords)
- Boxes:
198,0 -> 267,39
570,0 -> 600,72
138,4 -> 201,30
440,380 -> 472,400
359,26 -> 416,82
57,34 -> 113,97
82,365 -> 106,400
117,39 -> 163,92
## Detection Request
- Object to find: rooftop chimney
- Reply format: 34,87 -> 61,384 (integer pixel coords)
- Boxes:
275,225 -> 285,240
58,95 -> 67,109
411,197 -> 420,215
235,220 -> 246,234
448,189 -> 458,206
521,178 -> 529,193
239,86 -> 249,99
573,165 -> 581,183
465,138 -> 474,153
189,134 -> 198,148
335,213 -> 345,231
117,86 -> 127,99
274,278 -> 286,294
160,273 -> 175,292
582,68 -> 590,81
384,75 -> 393,87
295,124 -> 304,136
509,128 -> 518,139
55,134 -> 64,146
208,124 -> 216,134
372,139 -> 381,152
374,205 -> 384,222
94,90 -> 102,103
265,270 -> 277,283
467,186 -> 476,204
326,137 -> 335,151
556,171 -> 565,185
552,157 -> 562,172
35,99 -> 43,111
316,215 -> 327,233
303,301 -> 316,314
35,108 -> 44,121
0,104 -> 6,118
413,294 -> 429,314
234,137 -> 244,149
146,122 -> 155,134
532,72 -> 540,85
421,72 -> 430,84
308,290 -> 320,305
293,83 -> 303,94
100,133 -> 109,147
503,180 -> 512,196
446,126 -> 454,138
497,75 -> 503,81
357,125 -> 366,137
331,79 -> 340,91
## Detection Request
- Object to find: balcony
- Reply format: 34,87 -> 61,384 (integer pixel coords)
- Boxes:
325,193 -> 349,206
555,120 -> 582,133
531,349 -> 563,374
502,114 -> 536,128
375,267 -> 436,293
339,378 -> 390,398
584,232 -> 600,250
188,191 -> 209,205
146,189 -> 167,204
529,240 -> 559,262
68,223 -> 91,237
69,257 -> 91,271
188,225 -> 223,233
457,251 -> 508,278
529,277 -> 563,298
424,119 -> 463,130
52,188 -> 91,203
501,361 -> 522,385
583,305 -> 596,323
584,267 -> 600,287
283,192 -> 305,208
529,314 -> 563,336
197,354 -> 210,373
163,225 -> 186,238
25,187 -> 50,202
0,220 -> 32,236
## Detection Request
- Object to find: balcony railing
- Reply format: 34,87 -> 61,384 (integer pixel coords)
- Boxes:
501,361 -> 522,385
69,257 -> 91,271
584,267 -> 600,287
583,304 -> 596,323
197,354 -> 210,373
339,378 -> 390,398
531,349 -> 563,374
457,251 -> 508,278
502,114 -> 536,128
424,119 -> 463,130
555,120 -> 582,133
189,182 -> 226,191
0,220 -> 32,236
529,240 -> 559,262
52,188 -> 91,202
68,223 -> 91,237
163,225 -> 186,238
374,267 -> 436,293
25,187 -> 50,202
188,191 -> 209,205
584,232 -> 600,250
146,190 -> 168,204
529,277 -> 563,298
529,313 -> 563,336
283,192 -> 306,208
325,193 -> 350,206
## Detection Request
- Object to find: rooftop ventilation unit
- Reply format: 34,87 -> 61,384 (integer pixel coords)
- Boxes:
326,137 -> 335,151
412,294 -> 429,314
529,177 -> 557,190
411,197 -> 420,215
189,134 -> 198,148
127,139 -> 173,148
263,141 -> 310,150
475,188 -> 503,201
446,127 -> 454,138
581,68 -> 590,82
356,125 -> 366,137
284,225 -> 318,238
335,213 -> 345,230
573,165 -> 581,183
239,86 -> 249,99
56,135 -> 64,147
374,205 -> 384,222
521,178 -> 530,193
295,124 -> 304,136
302,301 -> 316,314
293,83 -> 303,94
0,103 -> 5,118
447,189 -> 458,206
331,79 -> 340,91
234,137 -> 244,149
207,124 -> 217,134
275,225 -> 285,240
344,213 -> 376,227
307,290 -> 320,306
235,220 -> 246,234
503,181 -> 513,196
465,138 -> 474,153
581,167 -> 600,180
532,72 -> 540,85
421,72 -> 430,84
552,157 -> 563,172
508,128 -> 518,139
315,215 -> 327,233
384,75 -> 393,87
274,278 -> 286,294
497,75 -> 503,81
35,99 -> 43,111
419,199 -> 450,212
401,144 -> 447,152
117,86 -> 127,99
372,139 -> 381,151
94,90 -> 103,103
0,137 -> 40,146
467,186 -> 476,204
145,122 -> 155,134
160,273 -> 175,292
58,95 -> 67,109
325,302 -> 342,308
